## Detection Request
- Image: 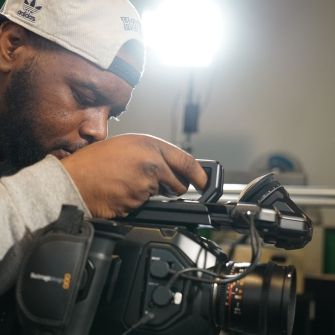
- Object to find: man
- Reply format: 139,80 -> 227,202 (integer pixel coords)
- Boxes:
0,0 -> 207,294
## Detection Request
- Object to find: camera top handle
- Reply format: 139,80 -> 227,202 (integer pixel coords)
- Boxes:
196,159 -> 224,203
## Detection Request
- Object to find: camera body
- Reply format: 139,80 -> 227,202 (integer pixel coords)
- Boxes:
15,160 -> 312,335
90,221 -> 296,335
91,223 -> 224,335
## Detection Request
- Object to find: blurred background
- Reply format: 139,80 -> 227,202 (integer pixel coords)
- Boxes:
117,0 -> 335,188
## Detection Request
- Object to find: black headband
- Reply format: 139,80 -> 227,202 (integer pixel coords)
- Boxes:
108,56 -> 141,87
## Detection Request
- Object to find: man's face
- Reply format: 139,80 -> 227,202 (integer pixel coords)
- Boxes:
0,46 -> 140,170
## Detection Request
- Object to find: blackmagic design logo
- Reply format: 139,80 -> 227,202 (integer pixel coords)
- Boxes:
30,272 -> 72,290
120,16 -> 141,33
17,0 -> 43,23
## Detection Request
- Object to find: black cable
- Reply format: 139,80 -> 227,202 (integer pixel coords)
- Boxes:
166,267 -> 223,290
165,213 -> 262,288
180,274 -> 222,284
121,311 -> 155,335
216,214 -> 261,283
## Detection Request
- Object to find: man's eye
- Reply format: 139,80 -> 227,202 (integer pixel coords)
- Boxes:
72,88 -> 96,107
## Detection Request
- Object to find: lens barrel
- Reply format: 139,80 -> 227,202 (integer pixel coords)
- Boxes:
214,262 -> 296,335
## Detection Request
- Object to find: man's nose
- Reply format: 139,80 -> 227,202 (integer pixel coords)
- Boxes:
79,108 -> 109,143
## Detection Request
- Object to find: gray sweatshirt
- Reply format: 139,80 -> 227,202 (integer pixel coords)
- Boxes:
0,155 -> 91,294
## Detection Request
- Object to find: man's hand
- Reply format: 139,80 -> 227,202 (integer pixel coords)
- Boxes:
61,134 -> 208,218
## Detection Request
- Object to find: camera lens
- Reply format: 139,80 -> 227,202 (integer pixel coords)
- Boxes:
213,262 -> 296,335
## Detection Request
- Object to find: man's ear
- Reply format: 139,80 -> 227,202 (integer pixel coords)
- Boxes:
0,21 -> 30,72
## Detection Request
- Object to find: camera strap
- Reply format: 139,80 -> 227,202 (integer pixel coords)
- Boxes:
16,205 -> 94,335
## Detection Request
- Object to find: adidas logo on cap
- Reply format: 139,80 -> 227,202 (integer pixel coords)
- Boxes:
17,0 -> 42,23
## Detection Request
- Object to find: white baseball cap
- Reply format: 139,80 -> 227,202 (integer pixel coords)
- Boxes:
0,0 -> 144,86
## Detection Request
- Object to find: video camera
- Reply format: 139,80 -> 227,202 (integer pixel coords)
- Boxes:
16,160 -> 312,335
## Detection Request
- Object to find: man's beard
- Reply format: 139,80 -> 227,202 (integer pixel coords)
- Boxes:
0,62 -> 48,171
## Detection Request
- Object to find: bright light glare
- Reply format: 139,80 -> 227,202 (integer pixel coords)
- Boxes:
142,0 -> 224,67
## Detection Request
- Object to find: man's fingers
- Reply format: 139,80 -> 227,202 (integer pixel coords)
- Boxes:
156,162 -> 189,196
158,142 -> 208,191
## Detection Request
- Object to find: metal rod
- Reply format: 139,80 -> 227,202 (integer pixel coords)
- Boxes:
184,185 -> 335,207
